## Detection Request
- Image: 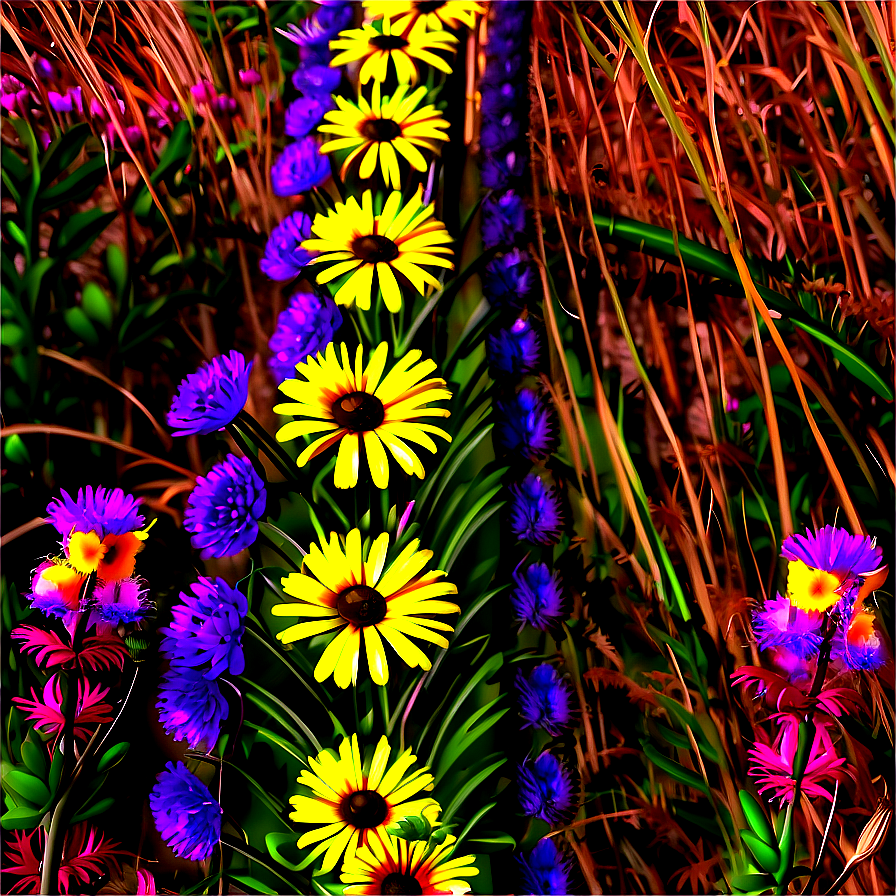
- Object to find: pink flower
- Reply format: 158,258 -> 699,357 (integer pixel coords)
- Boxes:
136,869 -> 156,894
12,675 -> 113,741
11,625 -> 128,672
89,576 -> 152,633
747,718 -> 853,804
1,824 -> 125,894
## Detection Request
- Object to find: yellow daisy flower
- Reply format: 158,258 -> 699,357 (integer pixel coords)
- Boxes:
363,0 -> 485,33
275,342 -> 452,489
272,526 -> 460,688
302,189 -> 453,313
330,16 -> 458,84
290,734 -> 440,873
340,830 -> 479,895
786,559 -> 844,612
318,81 -> 449,189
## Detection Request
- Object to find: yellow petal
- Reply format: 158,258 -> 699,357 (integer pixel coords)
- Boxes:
314,624 -> 354,683
364,625 -> 390,685
363,430 -> 391,489
365,532 -> 391,586
376,262 -> 403,313
275,617 -> 345,644
334,628 -> 362,689
334,432 -> 361,489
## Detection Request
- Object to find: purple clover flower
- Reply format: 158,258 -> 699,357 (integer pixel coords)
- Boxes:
482,146 -> 527,191
47,486 -> 144,540
184,455 -> 267,559
167,350 -> 252,437
157,668 -> 229,750
482,190 -> 528,248
518,837 -> 574,896
268,292 -> 343,384
159,577 -> 247,679
516,663 -> 576,735
487,317 -> 541,379
483,248 -> 537,311
150,761 -> 222,861
508,474 -> 563,545
752,595 -> 823,659
271,137 -> 330,197
48,87 -> 82,114
291,65 -> 342,95
511,563 -> 565,630
259,210 -> 315,280
517,752 -> 578,825
285,94 -> 335,139
495,388 -> 556,461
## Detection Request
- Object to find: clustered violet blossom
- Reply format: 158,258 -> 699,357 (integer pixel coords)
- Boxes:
517,837 -> 574,896
159,577 -> 247,679
167,350 -> 252,437
482,248 -> 537,311
149,761 -> 222,861
184,454 -> 267,558
271,136 -> 331,196
511,563 -> 566,631
516,663 -> 575,735
517,752 -> 577,825
495,388 -> 557,461
487,317 -> 541,379
157,668 -> 230,751
508,474 -> 564,545
268,292 -> 343,384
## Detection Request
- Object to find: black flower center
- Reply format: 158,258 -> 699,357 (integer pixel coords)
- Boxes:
361,117 -> 403,142
336,585 -> 387,626
340,789 -> 389,828
351,234 -> 400,263
382,872 -> 424,895
370,33 -> 409,51
330,390 -> 386,431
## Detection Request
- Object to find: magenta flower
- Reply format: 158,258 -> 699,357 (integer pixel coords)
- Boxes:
747,718 -> 853,803
11,626 -> 128,672
12,675 -> 113,741
1,824 -> 125,895
238,68 -> 262,87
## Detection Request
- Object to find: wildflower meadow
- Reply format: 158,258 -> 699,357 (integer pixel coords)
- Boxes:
0,2 -> 893,895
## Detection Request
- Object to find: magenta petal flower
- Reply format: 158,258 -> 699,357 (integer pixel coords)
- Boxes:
747,719 -> 853,804
12,675 -> 113,741
11,626 -> 128,672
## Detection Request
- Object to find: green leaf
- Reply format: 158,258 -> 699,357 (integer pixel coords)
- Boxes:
39,124 -> 92,186
1,322 -> 25,346
1,806 -> 44,830
741,830 -> 780,875
265,831 -> 304,871
106,244 -> 128,300
426,652 -> 502,766
440,755 -> 507,824
570,2 -> 615,78
151,120 -> 193,186
387,814 -> 434,842
642,742 -> 709,795
96,741 -> 129,772
738,790 -> 775,845
3,433 -> 31,465
435,697 -> 508,780
1,767 -> 51,807
56,209 -> 117,261
19,738 -> 47,779
731,871 -> 775,893
48,749 -> 63,796
63,307 -> 100,346
38,153 -> 122,210
228,874 -> 277,895
71,796 -> 115,822
22,257 -> 56,311
6,221 -> 29,252
81,282 -> 115,329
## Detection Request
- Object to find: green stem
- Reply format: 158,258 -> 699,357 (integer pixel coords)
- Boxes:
773,616 -> 835,893
235,411 -> 298,482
